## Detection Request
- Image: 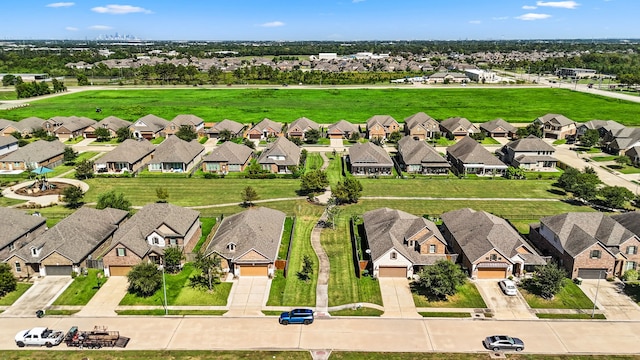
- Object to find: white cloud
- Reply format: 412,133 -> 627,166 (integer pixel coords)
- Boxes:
91,4 -> 152,14
469,20 -> 481,24
89,25 -> 113,30
536,1 -> 580,9
65,26 -> 79,31
260,21 -> 285,27
516,13 -> 552,20
522,5 -> 537,9
46,2 -> 74,7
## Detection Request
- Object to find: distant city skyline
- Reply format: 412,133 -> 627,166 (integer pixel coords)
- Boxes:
0,1 -> 637,41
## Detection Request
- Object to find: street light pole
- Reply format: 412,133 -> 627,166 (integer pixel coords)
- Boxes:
161,264 -> 168,315
591,270 -> 604,318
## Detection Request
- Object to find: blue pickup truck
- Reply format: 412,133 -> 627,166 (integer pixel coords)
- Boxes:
278,308 -> 314,325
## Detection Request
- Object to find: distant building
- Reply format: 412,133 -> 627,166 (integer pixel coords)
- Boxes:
318,53 -> 337,60
556,68 -> 596,78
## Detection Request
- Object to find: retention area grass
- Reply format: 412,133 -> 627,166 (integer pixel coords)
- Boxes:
419,312 -> 472,318
21,206 -> 75,228
3,88 -> 640,125
52,268 -> 104,305
329,353 -> 639,360
0,283 -> 32,306
304,152 -> 324,172
413,281 -> 487,308
521,279 -> 594,309
0,350 -> 312,360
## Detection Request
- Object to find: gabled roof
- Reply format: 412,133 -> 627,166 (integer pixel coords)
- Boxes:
13,207 -> 128,263
579,120 -> 624,132
480,119 -> 517,133
96,138 -> 155,164
363,208 -> 447,265
327,120 -> 358,135
131,114 -> 169,133
440,117 -> 478,133
504,135 -> 555,152
250,118 -> 283,133
540,212 -> 637,257
210,119 -> 245,134
441,208 -> 544,264
16,117 -> 45,132
95,116 -> 130,132
404,112 -> 439,131
150,136 -> 204,164
348,142 -> 393,166
535,113 -> 574,127
397,137 -> 449,167
170,114 -> 204,127
0,208 -> 46,250
0,136 -> 18,147
257,137 -> 300,166
0,140 -> 65,163
107,203 -> 200,258
447,136 -> 506,166
288,117 -> 319,132
366,115 -> 398,129
611,212 -> 640,239
47,116 -> 96,133
203,141 -> 253,164
205,207 -> 286,263
0,119 -> 13,131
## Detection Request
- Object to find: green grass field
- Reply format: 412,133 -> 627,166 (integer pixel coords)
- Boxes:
413,281 -> 487,308
52,268 -> 104,305
521,279 -> 594,309
3,88 -> 640,125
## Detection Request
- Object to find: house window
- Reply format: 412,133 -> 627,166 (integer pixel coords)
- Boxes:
429,245 -> 436,254
627,246 -> 638,255
590,250 -> 601,259
116,248 -> 126,257
626,261 -> 637,271
489,254 -> 498,261
169,238 -> 177,245
390,251 -> 397,260
30,247 -> 38,257
153,237 -> 160,245
15,262 -> 21,272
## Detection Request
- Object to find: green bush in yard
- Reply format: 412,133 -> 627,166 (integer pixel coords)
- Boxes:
411,260 -> 466,301
623,269 -> 639,282
127,262 -> 162,297
0,263 -> 17,297
521,262 -> 566,300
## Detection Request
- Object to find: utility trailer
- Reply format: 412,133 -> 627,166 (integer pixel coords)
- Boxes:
64,326 -> 130,349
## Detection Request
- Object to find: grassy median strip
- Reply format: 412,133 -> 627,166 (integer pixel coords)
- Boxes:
116,309 -> 227,316
419,312 -> 472,318
330,353 -> 640,360
329,308 -> 384,316
0,283 -> 32,306
536,313 -> 606,320
43,309 -> 80,316
0,350 -> 312,360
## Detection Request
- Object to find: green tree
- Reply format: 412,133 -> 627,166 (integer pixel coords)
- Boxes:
615,155 -> 632,167
63,146 -> 78,165
241,186 -> 259,206
76,73 -> 89,86
96,190 -> 131,211
175,125 -> 197,141
94,127 -> 112,142
156,187 -> 169,203
0,263 -> 18,297
243,138 -> 256,149
387,131 -> 403,143
521,262 -> 566,300
289,136 -> 303,146
558,166 -> 600,200
190,251 -> 222,291
348,131 -> 360,142
2,74 -> 17,87
505,166 -> 526,179
600,186 -> 634,209
74,159 -> 94,180
304,129 -> 321,144
62,185 -> 84,208
126,262 -> 162,297
300,169 -> 329,195
219,129 -> 232,142
116,127 -> 131,142
579,129 -> 600,148
296,255 -> 314,282
411,260 -> 466,301
333,177 -> 363,204
163,247 -> 184,274
516,123 -> 542,138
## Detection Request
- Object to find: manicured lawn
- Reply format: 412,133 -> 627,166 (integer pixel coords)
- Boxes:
83,177 -> 300,206
52,268 -> 105,305
591,155 -> 617,162
479,137 -> 500,145
304,152 -> 324,172
326,154 -> 345,186
552,139 -> 567,145
0,91 -> 17,100
419,312 -> 472,318
119,263 -> 232,306
151,137 -> 165,144
330,353 -> 638,360
521,279 -> 594,309
268,207 -> 322,307
64,137 -> 85,145
277,217 -> 295,260
324,215 -> 382,306
614,165 -> 640,174
192,217 -> 217,253
22,206 -> 75,227
412,281 -> 487,308
536,313 -> 606,320
0,350 -> 312,360
0,197 -> 24,207
116,309 -> 227,316
329,307 -> 383,316
4,88 -> 640,125
0,283 -> 32,305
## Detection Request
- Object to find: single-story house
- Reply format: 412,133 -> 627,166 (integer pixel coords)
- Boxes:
205,119 -> 245,139
427,72 -> 469,84
202,141 -> 253,174
404,112 -> 440,140
205,207 -> 286,277
257,137 -> 301,174
0,117 -> 45,137
43,116 -> 96,141
446,136 -> 507,176
480,119 -> 517,138
366,115 -> 400,140
147,136 -> 204,173
85,116 -> 131,139
529,212 -> 640,279
0,140 -> 65,171
533,113 -> 576,140
165,114 -> 205,137
6,207 -> 128,277
602,127 -> 640,155
287,117 -> 320,140
363,208 -> 450,278
0,208 -> 47,266
246,118 -> 283,140
441,208 -> 546,279
327,120 -> 359,139
626,146 -> 640,166
0,136 -> 19,156
102,203 -> 201,276
348,142 -> 393,176
496,135 -> 557,171
130,114 -> 169,139
440,117 -> 480,139
93,138 -> 155,174
396,136 -> 450,175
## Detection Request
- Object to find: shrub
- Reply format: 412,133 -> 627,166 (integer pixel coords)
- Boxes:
623,269 -> 639,282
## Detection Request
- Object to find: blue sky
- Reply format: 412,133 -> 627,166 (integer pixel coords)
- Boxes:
1,1 -> 637,41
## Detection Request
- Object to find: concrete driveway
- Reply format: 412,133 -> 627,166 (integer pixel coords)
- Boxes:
1,276 -> 72,317
224,277 -> 270,317
474,279 -> 535,319
378,277 -> 420,318
77,276 -> 128,317
579,279 -> 640,320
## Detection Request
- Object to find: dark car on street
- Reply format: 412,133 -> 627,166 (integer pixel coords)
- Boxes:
278,308 -> 314,325
483,335 -> 524,352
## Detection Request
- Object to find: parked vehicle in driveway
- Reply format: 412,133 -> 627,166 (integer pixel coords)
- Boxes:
499,279 -> 518,296
483,335 -> 524,352
15,327 -> 65,348
279,308 -> 314,325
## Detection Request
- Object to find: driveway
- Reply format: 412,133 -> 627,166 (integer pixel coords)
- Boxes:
1,276 -> 72,317
378,277 -> 420,318
77,276 -> 128,317
224,277 -> 270,317
579,279 -> 640,320
474,279 -> 535,319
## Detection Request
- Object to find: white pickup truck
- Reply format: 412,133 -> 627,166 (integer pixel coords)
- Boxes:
15,327 -> 65,347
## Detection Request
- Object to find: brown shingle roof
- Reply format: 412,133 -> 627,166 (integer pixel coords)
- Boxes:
258,137 -> 300,166
397,137 -> 449,167
1,140 -> 65,164
504,135 -> 555,152
150,136 -> 204,164
480,118 -> 517,133
203,141 -> 253,164
447,136 -> 506,166
96,138 -> 155,164
348,142 -> 393,166
0,207 -> 46,251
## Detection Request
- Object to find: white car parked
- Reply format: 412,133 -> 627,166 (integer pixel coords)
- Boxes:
499,279 -> 518,296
